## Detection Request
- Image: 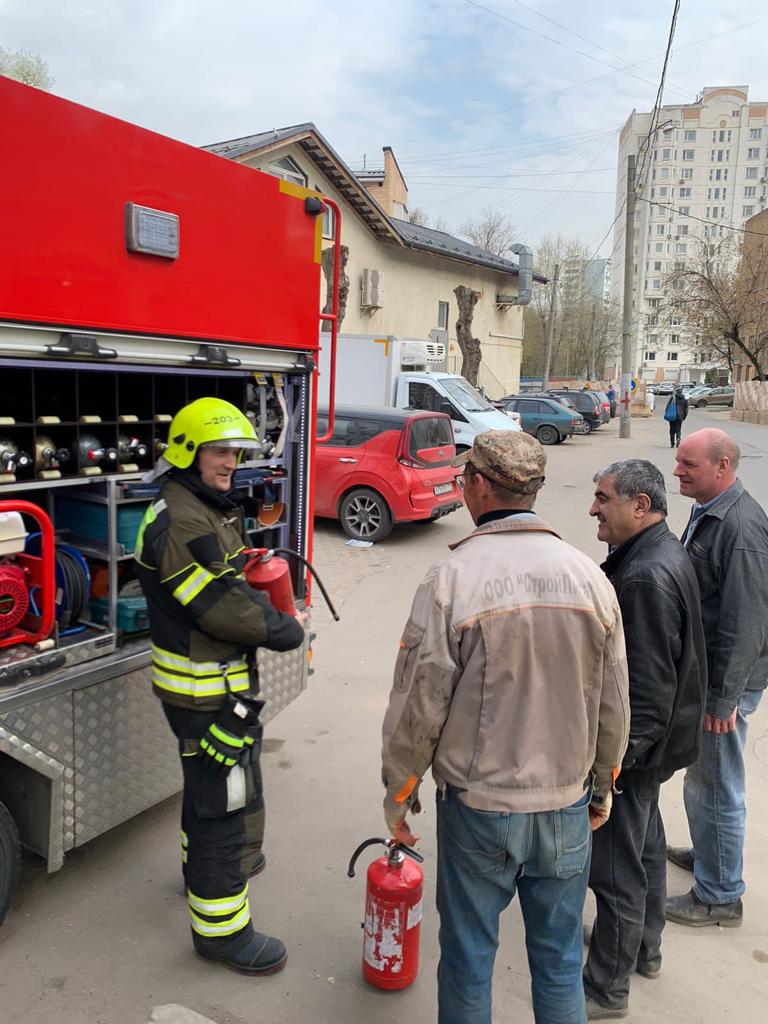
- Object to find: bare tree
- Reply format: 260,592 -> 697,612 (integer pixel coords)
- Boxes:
0,47 -> 53,90
406,207 -> 449,233
321,245 -> 350,332
458,207 -> 517,257
454,285 -> 482,385
662,233 -> 768,380
526,235 -> 619,386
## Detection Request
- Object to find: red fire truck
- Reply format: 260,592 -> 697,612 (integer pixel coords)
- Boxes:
0,76 -> 339,925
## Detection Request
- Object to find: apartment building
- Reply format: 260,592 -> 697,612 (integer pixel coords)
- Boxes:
562,258 -> 612,306
611,86 -> 768,383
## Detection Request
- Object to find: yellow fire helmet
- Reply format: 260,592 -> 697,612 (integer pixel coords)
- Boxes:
163,397 -> 259,470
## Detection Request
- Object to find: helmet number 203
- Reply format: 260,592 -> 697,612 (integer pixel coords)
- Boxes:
206,415 -> 237,425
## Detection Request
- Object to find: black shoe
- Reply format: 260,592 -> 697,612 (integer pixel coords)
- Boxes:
665,889 -> 743,928
585,996 -> 628,1020
249,851 -> 266,878
666,846 -> 694,872
196,930 -> 287,975
636,955 -> 662,979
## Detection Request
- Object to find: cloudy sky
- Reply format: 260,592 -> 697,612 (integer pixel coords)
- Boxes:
3,1 -> 768,254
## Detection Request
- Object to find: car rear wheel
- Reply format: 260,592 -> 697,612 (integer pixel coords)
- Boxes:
582,420 -> 593,434
536,424 -> 559,446
339,488 -> 393,543
0,800 -> 20,926
695,399 -> 707,407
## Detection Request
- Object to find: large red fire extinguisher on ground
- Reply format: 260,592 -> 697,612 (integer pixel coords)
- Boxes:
347,837 -> 424,991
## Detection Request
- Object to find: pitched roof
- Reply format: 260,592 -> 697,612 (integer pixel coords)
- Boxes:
392,218 -> 523,276
204,124 -> 532,278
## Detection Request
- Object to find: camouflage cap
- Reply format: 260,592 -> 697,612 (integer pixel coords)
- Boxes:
452,430 -> 547,494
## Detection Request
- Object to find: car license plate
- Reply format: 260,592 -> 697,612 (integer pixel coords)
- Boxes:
434,482 -> 452,495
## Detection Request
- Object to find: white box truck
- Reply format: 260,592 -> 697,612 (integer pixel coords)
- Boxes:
318,334 -> 520,452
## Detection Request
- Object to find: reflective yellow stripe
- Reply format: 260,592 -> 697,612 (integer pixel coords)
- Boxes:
187,885 -> 248,916
173,566 -> 216,606
151,645 -> 248,678
189,902 -> 251,937
152,666 -> 249,698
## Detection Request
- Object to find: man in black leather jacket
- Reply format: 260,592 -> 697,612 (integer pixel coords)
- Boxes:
666,428 -> 768,929
584,459 -> 706,1020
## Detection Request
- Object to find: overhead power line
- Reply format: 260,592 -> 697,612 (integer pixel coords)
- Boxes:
461,0 -> 690,99
634,0 -> 682,195
638,198 -> 768,237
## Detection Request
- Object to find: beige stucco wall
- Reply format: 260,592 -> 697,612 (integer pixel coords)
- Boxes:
241,143 -> 524,396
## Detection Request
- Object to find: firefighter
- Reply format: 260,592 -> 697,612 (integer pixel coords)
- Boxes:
135,397 -> 305,975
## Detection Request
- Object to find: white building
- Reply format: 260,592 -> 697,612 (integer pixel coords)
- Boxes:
611,86 -> 768,383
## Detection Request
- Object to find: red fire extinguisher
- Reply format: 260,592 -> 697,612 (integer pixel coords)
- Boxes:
347,837 -> 424,991
242,547 -> 339,620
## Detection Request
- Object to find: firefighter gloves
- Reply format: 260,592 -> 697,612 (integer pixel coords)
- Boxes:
199,699 -> 256,771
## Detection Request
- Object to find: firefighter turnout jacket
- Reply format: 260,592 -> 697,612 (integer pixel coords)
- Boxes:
135,469 -> 304,710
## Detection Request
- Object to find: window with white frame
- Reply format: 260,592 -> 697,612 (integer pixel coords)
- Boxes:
648,334 -> 658,345
657,225 -> 665,235
662,148 -> 672,160
746,166 -> 758,179
655,242 -> 664,252
266,155 -> 308,187
645,351 -> 656,360
647,298 -> 661,308
684,130 -> 697,142
679,187 -> 691,198
679,224 -> 689,235
648,315 -> 659,326
671,334 -> 680,345
659,186 -> 668,197
654,260 -> 663,271
678,206 -> 690,216
748,148 -> 761,160
681,168 -> 694,179
712,129 -> 732,143
745,186 -> 757,197
660,167 -> 669,179
322,202 -> 336,239
668,351 -> 679,361
743,205 -> 755,217
653,279 -> 661,290
750,128 -> 763,140
676,243 -> 687,253
682,149 -> 694,161
437,301 -> 449,330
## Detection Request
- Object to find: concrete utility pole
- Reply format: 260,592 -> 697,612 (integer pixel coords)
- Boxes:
542,262 -> 560,391
620,154 -> 636,438
589,300 -> 598,382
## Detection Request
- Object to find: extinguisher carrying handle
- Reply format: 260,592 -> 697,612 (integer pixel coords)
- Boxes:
347,837 -> 424,878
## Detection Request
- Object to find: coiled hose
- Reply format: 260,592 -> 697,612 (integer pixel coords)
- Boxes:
56,548 -> 88,634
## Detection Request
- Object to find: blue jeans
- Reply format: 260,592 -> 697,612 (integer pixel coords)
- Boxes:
436,786 -> 591,1024
683,687 -> 764,904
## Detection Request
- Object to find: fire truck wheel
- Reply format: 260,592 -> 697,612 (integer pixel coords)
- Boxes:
339,488 -> 393,543
0,800 -> 20,926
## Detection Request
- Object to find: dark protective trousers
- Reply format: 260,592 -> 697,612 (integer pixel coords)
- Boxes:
163,704 -> 265,956
583,780 -> 666,1012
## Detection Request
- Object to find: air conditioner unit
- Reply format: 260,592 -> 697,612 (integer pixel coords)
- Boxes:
361,268 -> 383,309
678,178 -> 686,184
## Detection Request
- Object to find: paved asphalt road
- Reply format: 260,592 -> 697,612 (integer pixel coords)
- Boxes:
1,408 -> 767,1023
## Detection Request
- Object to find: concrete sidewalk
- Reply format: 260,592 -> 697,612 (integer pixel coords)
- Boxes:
2,410 -> 767,1023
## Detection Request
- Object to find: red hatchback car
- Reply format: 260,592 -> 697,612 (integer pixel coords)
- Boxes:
315,406 -> 463,542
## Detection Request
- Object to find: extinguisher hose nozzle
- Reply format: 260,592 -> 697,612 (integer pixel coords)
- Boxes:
272,547 -> 340,621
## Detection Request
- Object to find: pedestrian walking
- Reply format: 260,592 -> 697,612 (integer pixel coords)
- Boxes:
135,398 -> 306,974
380,430 -> 630,1024
663,387 -> 688,448
584,460 -> 706,1020
607,385 -> 617,418
666,428 -> 768,928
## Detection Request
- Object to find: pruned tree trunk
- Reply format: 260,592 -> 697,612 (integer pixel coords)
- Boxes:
454,285 -> 482,385
321,244 -> 350,332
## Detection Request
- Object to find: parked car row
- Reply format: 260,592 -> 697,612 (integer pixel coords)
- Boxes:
501,388 -> 613,441
653,383 -> 735,408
